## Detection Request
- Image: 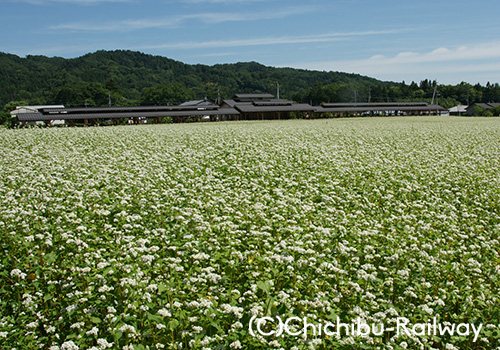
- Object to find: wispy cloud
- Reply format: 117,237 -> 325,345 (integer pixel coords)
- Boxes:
17,0 -> 133,4
179,0 -> 268,3
140,30 -> 403,50
12,29 -> 400,59
49,5 -> 316,31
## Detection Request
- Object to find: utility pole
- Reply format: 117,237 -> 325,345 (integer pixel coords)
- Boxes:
431,85 -> 438,105
216,88 -> 221,105
368,87 -> 371,103
108,90 -> 112,107
276,82 -> 280,99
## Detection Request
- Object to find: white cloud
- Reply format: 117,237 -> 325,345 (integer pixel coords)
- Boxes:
396,51 -> 417,58
286,41 -> 500,84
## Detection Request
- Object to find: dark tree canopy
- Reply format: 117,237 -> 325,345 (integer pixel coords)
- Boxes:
140,83 -> 196,105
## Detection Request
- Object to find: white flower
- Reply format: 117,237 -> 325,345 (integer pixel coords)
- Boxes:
229,340 -> 242,349
86,326 -> 99,336
96,338 -> 114,349
158,308 -> 171,317
26,321 -> 38,329
10,269 -> 27,279
61,340 -> 79,350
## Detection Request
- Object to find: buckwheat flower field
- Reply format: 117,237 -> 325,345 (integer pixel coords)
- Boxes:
1,117 -> 500,350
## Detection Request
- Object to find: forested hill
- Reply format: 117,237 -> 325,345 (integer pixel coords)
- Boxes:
0,50 -> 378,107
1,50 -> 499,113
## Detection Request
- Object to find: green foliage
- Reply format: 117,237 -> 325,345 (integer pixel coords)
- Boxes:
1,101 -> 24,125
0,50 -> 396,111
51,82 -> 110,107
473,106 -> 485,116
148,116 -> 173,124
489,106 -> 500,116
140,83 -> 196,105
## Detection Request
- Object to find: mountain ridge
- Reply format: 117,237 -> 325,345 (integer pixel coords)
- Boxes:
0,50 -> 387,107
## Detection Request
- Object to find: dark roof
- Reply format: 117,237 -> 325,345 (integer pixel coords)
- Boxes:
233,93 -> 275,101
179,99 -> 215,107
316,102 -> 446,113
235,102 -> 314,113
39,105 -> 219,113
321,102 -> 429,108
253,100 -> 293,106
16,113 -> 54,122
466,103 -> 500,110
17,106 -> 239,122
222,98 -> 313,114
221,99 -> 237,108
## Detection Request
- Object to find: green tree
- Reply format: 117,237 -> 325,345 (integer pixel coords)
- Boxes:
488,106 -> 500,116
0,101 -> 29,125
50,83 -> 108,107
472,106 -> 485,116
140,83 -> 196,105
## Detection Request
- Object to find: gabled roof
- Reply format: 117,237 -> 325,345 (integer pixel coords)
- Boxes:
467,103 -> 500,110
222,97 -> 313,114
448,105 -> 467,113
222,99 -> 237,108
234,102 -> 313,113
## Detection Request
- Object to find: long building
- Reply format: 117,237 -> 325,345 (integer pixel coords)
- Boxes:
315,102 -> 447,117
14,104 -> 240,125
13,96 -> 447,125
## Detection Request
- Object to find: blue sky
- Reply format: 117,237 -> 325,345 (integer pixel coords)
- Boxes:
2,0 -> 500,85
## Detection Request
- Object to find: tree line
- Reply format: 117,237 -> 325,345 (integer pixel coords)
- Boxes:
1,50 -> 500,123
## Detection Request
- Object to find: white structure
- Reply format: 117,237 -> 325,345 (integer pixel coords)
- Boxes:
11,105 -> 65,124
448,105 -> 468,116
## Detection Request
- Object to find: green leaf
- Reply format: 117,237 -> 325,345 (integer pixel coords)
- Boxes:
114,331 -> 122,342
45,252 -> 57,265
91,316 -> 102,324
147,313 -> 162,322
157,284 -> 168,293
167,319 -> 179,331
257,281 -> 271,294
